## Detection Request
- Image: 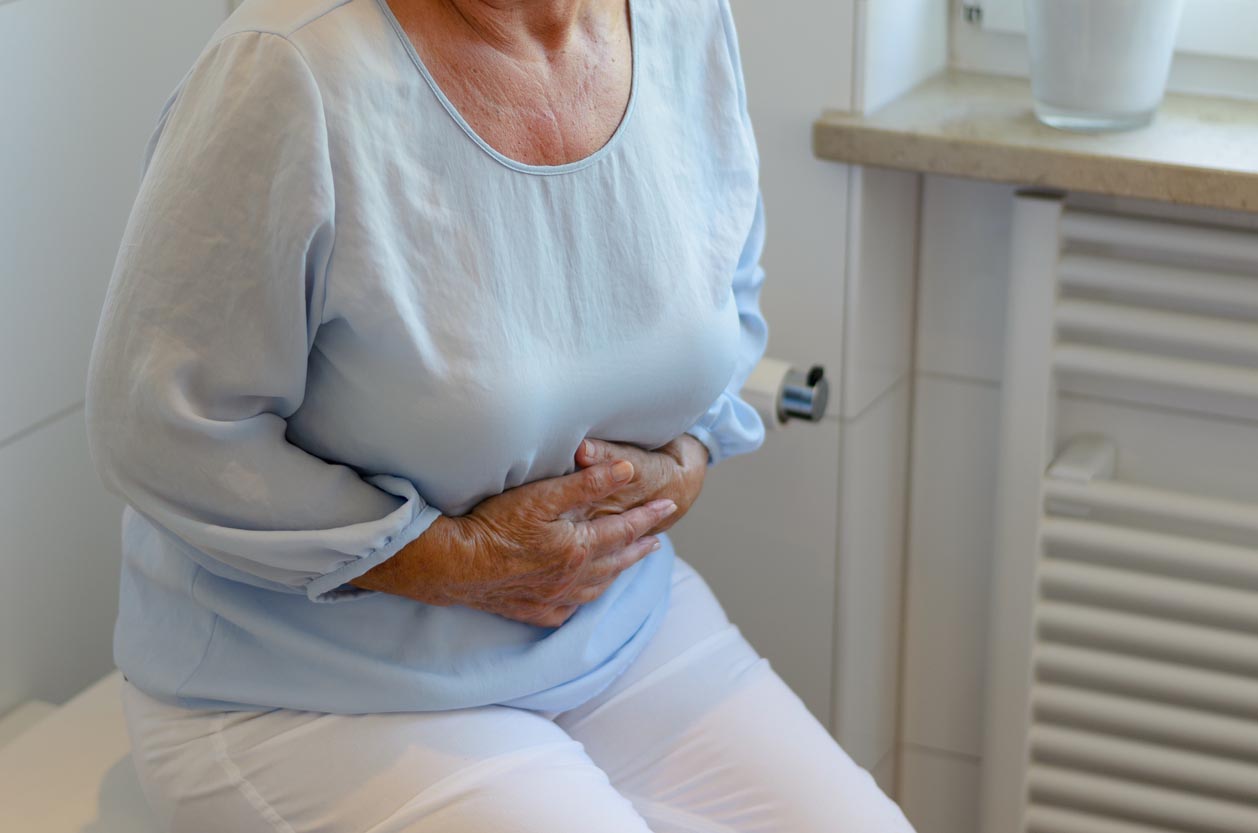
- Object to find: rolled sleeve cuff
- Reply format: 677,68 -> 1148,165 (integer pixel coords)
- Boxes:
303,477 -> 445,603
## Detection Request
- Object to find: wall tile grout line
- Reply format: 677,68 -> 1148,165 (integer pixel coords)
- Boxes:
841,372 -> 911,426
828,165 -> 863,737
869,744 -> 895,785
0,400 -> 86,453
889,172 -> 927,802
904,741 -> 983,765
918,369 -> 1001,389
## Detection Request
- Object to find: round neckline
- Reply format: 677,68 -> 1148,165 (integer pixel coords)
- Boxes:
374,0 -> 640,176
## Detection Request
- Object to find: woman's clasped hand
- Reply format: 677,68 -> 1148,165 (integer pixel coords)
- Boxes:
358,435 -> 708,628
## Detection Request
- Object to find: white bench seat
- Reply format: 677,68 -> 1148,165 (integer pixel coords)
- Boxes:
0,672 -> 159,833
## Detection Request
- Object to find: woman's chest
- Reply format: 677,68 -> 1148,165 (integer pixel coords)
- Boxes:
293,279 -> 741,514
288,58 -> 757,512
320,104 -> 754,376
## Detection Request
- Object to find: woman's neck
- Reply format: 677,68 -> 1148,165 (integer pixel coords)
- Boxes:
439,0 -> 619,59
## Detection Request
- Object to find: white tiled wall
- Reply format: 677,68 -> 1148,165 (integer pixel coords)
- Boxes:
900,177 -> 1013,782
0,0 -> 224,715
858,0 -> 948,113
900,746 -> 982,833
898,176 -> 1013,832
914,177 -> 1017,386
871,747 -> 898,795
821,0 -> 949,786
0,0 -> 227,442
834,379 -> 910,770
901,375 -> 1000,759
841,167 -> 921,418
0,410 -> 124,712
830,167 -> 920,784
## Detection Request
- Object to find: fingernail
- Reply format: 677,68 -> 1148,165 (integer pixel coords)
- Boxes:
659,499 -> 678,515
611,460 -> 634,482
582,440 -> 594,458
650,539 -> 662,552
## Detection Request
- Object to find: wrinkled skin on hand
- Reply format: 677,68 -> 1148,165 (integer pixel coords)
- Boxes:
573,434 -> 708,535
448,457 -> 677,626
354,436 -> 706,629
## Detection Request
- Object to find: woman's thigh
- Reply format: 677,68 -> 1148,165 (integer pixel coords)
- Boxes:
556,557 -> 916,833
122,682 -> 651,833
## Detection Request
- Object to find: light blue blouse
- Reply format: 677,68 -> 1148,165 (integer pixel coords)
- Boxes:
86,0 -> 767,714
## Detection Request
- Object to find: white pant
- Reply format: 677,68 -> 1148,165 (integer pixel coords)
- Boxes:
122,558 -> 915,833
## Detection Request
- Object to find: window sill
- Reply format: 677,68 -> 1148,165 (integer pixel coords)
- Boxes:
813,70 -> 1258,213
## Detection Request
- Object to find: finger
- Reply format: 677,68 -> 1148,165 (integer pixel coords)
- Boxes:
534,459 -> 636,516
500,602 -> 574,629
574,438 -> 604,467
580,535 -> 661,585
576,438 -> 640,469
581,499 -> 677,557
533,604 -> 578,628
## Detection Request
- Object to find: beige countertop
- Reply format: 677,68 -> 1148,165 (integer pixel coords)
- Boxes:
813,71 -> 1258,213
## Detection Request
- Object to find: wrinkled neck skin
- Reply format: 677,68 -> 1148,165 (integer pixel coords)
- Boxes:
386,0 -> 633,167
431,0 -> 623,61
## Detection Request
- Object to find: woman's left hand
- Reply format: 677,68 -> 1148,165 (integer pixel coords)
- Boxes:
573,434 -> 708,535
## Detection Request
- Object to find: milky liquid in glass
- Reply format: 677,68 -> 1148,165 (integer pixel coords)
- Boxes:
1026,0 -> 1184,132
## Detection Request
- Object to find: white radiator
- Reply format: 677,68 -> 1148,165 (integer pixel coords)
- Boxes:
980,194 -> 1258,833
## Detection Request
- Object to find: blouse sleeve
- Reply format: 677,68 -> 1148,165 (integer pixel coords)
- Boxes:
85,31 -> 442,603
682,1 -> 770,466
682,193 -> 770,467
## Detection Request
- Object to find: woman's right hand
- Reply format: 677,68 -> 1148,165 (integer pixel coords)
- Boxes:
354,460 -> 677,628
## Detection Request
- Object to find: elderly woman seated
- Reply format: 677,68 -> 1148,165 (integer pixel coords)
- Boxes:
86,0 -> 916,829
